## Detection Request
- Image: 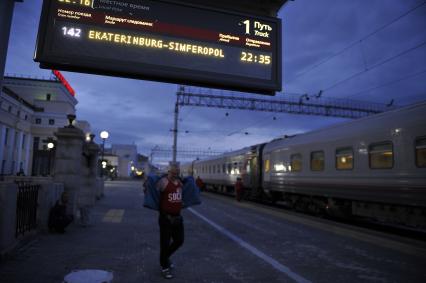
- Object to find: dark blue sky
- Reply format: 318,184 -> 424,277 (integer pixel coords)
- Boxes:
5,0 -> 426,163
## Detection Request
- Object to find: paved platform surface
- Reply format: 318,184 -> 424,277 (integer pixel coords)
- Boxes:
0,180 -> 425,283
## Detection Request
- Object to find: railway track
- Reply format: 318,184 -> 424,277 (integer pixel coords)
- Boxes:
202,188 -> 426,243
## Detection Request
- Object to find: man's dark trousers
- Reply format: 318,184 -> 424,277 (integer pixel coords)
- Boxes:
159,214 -> 184,269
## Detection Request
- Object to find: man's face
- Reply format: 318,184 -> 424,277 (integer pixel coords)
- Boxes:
169,167 -> 179,179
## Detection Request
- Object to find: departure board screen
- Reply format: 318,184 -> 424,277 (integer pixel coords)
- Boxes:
34,0 -> 282,94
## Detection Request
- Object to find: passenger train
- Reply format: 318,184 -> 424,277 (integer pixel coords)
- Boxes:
181,102 -> 426,230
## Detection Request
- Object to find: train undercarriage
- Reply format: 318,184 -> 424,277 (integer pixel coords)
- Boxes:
204,183 -> 426,232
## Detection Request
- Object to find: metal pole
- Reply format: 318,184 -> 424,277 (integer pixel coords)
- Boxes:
101,138 -> 105,177
172,99 -> 179,163
0,0 -> 17,92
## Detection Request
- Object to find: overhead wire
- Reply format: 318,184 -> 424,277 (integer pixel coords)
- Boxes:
323,39 -> 426,92
342,69 -> 426,98
292,1 -> 426,79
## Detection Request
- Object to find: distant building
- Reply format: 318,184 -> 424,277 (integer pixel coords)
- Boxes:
110,144 -> 137,178
0,73 -> 91,176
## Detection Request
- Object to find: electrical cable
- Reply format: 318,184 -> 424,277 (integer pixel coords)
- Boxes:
342,69 -> 426,98
323,39 -> 426,92
292,1 -> 426,79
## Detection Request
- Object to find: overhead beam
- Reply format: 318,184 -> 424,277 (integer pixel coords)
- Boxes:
177,89 -> 395,119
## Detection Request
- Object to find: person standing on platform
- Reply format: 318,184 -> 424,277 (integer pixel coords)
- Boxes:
195,176 -> 205,192
235,177 -> 244,202
156,163 -> 184,279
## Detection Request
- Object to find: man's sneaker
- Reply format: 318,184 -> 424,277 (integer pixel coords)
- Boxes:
161,268 -> 173,279
168,260 -> 175,269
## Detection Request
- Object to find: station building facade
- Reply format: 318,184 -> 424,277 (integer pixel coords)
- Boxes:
0,74 -> 91,176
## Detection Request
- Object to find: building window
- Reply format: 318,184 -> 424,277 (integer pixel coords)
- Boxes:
336,147 -> 354,170
416,137 -> 426,168
4,128 -> 9,145
33,137 -> 40,150
22,134 -> 26,149
290,153 -> 302,172
14,132 -> 18,147
35,118 -> 41,124
369,142 -> 393,169
264,159 -> 270,173
311,151 -> 325,171
8,105 -> 12,113
49,119 -> 55,125
17,110 -> 20,118
46,94 -> 51,101
24,114 -> 28,120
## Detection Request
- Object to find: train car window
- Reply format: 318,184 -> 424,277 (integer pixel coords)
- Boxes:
416,137 -> 426,168
311,151 -> 325,171
227,163 -> 232,174
233,162 -> 238,174
336,148 -> 353,170
223,164 -> 226,173
369,142 -> 393,169
290,154 -> 302,172
265,159 -> 270,173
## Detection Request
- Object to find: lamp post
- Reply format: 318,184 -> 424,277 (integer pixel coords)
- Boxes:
46,139 -> 55,176
100,130 -> 109,177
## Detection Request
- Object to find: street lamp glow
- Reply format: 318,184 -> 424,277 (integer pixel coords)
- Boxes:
100,130 -> 109,139
47,142 -> 54,149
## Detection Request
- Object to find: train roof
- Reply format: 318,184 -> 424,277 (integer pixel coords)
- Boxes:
264,101 -> 426,151
195,143 -> 266,163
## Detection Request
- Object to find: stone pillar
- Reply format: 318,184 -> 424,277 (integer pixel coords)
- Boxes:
6,127 -> 15,175
53,115 -> 85,216
15,130 -> 23,172
77,137 -> 100,225
87,138 -> 103,199
23,132 -> 31,175
0,182 -> 18,257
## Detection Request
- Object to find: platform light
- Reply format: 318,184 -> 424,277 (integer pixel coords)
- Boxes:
100,131 -> 109,139
47,142 -> 54,149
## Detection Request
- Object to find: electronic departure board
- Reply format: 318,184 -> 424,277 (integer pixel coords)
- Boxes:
34,0 -> 282,95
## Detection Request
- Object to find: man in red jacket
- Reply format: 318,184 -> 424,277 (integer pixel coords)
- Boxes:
156,163 -> 184,279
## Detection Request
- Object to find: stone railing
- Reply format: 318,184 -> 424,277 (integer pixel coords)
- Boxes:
0,177 -> 64,258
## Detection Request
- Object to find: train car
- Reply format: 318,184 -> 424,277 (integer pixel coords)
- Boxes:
191,144 -> 266,196
262,102 -> 426,229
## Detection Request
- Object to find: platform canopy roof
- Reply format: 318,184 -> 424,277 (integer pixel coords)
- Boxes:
179,0 -> 290,17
